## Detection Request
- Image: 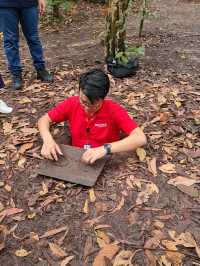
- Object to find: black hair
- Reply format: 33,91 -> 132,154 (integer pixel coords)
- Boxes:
79,69 -> 110,103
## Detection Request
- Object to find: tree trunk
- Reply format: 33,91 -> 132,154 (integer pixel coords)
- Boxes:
139,0 -> 147,37
51,0 -> 61,18
52,4 -> 60,18
105,0 -> 131,60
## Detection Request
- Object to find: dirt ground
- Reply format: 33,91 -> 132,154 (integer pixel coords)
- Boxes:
0,0 -> 200,265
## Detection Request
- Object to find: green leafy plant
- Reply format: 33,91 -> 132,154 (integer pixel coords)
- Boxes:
115,45 -> 145,64
46,0 -> 73,20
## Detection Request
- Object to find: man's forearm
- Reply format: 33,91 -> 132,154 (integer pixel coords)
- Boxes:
38,114 -> 53,142
81,128 -> 147,164
110,128 -> 147,154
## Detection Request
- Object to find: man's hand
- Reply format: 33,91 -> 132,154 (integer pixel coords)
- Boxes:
81,146 -> 106,164
41,138 -> 63,161
38,0 -> 46,16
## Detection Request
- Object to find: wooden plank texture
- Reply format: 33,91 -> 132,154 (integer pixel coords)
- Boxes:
37,145 -> 106,186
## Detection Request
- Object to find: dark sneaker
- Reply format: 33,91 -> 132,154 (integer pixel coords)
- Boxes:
37,69 -> 53,82
12,74 -> 23,90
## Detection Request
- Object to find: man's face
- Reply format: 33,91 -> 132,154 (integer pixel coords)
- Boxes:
79,90 -> 102,115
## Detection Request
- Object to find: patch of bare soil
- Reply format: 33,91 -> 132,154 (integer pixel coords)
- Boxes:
0,0 -> 200,265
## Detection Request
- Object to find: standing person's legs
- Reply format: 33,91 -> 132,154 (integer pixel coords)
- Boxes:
0,8 -> 22,76
20,6 -> 53,82
20,6 -> 45,70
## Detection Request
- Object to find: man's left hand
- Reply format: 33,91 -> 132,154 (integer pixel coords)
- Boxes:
38,0 -> 46,15
81,146 -> 106,164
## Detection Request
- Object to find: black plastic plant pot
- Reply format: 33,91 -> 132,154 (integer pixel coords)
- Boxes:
0,74 -> 5,89
106,58 -> 139,78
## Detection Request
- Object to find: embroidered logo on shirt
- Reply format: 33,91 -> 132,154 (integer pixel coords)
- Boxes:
94,123 -> 107,128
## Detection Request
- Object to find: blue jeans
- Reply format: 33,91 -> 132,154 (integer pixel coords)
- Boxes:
0,6 -> 45,75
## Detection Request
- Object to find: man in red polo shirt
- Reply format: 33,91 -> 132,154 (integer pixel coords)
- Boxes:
38,69 -> 147,164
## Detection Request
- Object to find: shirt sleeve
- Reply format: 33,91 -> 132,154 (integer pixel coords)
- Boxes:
112,102 -> 138,135
48,97 -> 75,123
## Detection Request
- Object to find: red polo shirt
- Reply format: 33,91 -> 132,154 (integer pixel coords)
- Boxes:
48,96 -> 138,148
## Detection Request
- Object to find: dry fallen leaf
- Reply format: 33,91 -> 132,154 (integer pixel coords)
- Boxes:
145,250 -> 157,266
175,101 -> 182,108
136,147 -> 146,161
4,184 -> 12,192
83,236 -> 93,261
126,178 -> 134,189
0,208 -> 23,218
3,122 -> 13,135
49,242 -> 67,258
27,212 -> 36,219
156,214 -> 176,221
83,198 -> 89,214
176,232 -> 200,257
18,97 -> 32,104
144,237 -> 160,249
60,255 -> 75,266
136,183 -> 159,205
166,251 -> 184,265
151,229 -> 166,240
89,188 -> 96,202
57,228 -> 69,246
0,202 -> 4,212
163,146 -> 175,155
40,225 -> 68,239
159,163 -> 176,174
92,243 -> 119,266
0,239 -> 5,252
17,157 -> 26,168
147,157 -> 157,176
0,225 -> 7,251
39,182 -> 48,196
159,112 -> 170,123
158,255 -> 171,266
148,131 -> 162,140
167,176 -> 200,187
0,160 -> 5,165
20,127 -> 38,135
158,95 -> 167,105
166,231 -> 200,258
148,116 -> 161,124
113,250 -> 134,266
131,179 -> 142,189
185,138 -> 193,149
18,142 -> 34,154
161,240 -> 178,251
95,229 -> 110,248
40,195 -> 60,209
94,224 -> 112,230
153,220 -> 164,229
87,215 -> 104,227
176,184 -> 199,197
15,248 -> 30,257
29,232 -> 39,242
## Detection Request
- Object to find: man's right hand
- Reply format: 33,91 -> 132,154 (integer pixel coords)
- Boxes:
41,138 -> 63,161
38,0 -> 46,16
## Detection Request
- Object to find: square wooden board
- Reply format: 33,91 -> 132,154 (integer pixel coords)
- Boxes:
37,144 -> 106,186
